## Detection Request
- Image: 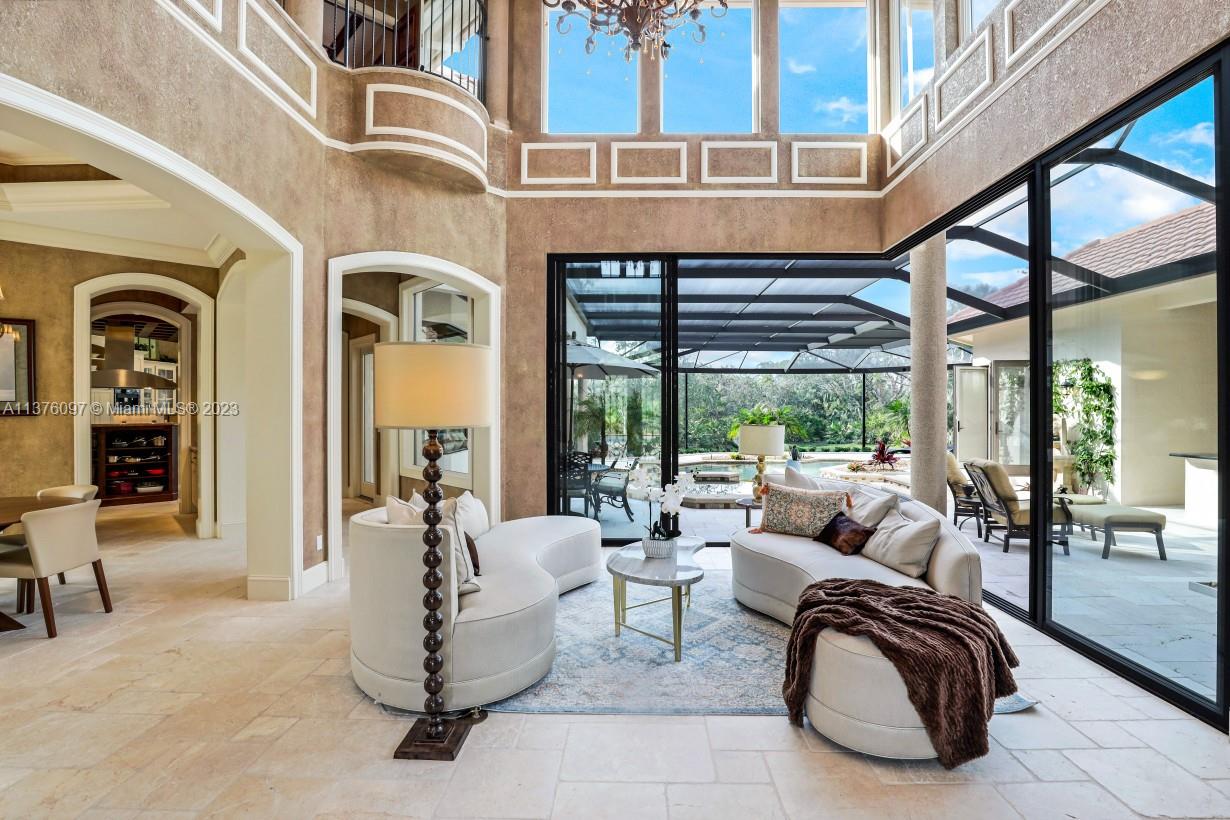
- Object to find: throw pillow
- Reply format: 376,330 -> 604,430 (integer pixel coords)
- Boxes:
849,489 -> 899,527
783,465 -> 819,490
861,511 -> 942,578
464,531 -> 482,576
761,484 -> 851,538
386,493 -> 427,525
816,512 -> 877,556
439,497 -> 477,589
455,491 -> 490,539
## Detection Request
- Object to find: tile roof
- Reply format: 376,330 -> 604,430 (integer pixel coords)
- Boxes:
947,202 -> 1216,325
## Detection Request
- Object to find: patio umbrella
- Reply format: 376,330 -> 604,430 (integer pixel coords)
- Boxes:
565,340 -> 658,459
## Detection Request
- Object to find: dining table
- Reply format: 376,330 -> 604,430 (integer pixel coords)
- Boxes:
0,496 -> 80,632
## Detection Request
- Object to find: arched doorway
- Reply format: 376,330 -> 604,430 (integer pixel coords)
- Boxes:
0,74 -> 306,600
326,252 -> 502,581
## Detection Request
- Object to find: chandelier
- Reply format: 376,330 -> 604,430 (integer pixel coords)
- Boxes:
544,1 -> 729,61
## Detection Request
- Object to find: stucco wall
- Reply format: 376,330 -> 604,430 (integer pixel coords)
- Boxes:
0,240 -> 217,496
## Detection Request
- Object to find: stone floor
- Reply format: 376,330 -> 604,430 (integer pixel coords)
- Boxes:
0,503 -> 1227,819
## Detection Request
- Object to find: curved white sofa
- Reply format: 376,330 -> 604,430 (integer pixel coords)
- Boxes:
349,508 -> 601,711
732,477 -> 982,759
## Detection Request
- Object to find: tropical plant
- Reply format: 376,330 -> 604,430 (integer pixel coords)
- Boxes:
571,394 -> 606,447
1053,358 -> 1117,490
866,438 -> 899,470
727,403 -> 804,441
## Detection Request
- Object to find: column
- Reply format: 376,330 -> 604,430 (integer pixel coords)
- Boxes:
936,0 -> 961,61
758,0 -> 779,134
873,0 -> 894,130
909,233 -> 948,513
640,51 -> 661,136
485,0 -> 510,126
284,0 -> 323,48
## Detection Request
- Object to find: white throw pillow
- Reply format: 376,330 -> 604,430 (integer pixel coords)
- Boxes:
861,511 -> 941,578
849,489 -> 899,527
454,491 -> 490,540
784,466 -> 820,490
440,497 -> 477,589
386,493 -> 427,525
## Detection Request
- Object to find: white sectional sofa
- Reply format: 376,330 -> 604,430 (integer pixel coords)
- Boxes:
732,476 -> 982,759
348,507 -> 601,712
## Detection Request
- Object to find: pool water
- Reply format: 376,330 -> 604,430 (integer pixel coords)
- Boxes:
689,459 -> 851,482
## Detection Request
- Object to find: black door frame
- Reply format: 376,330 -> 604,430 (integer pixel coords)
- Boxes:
545,38 -> 1230,731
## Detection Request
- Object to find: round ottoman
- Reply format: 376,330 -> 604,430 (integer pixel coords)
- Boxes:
805,627 -> 936,759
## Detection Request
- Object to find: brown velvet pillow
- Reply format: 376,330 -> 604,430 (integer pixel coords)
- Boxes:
464,531 -> 481,576
816,512 -> 877,556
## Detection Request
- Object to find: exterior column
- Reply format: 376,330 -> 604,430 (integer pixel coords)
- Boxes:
936,0 -> 962,60
909,233 -> 948,513
485,0 -> 510,126
641,52 -> 661,135
873,0 -> 894,130
284,0 -> 323,48
758,0 -> 779,135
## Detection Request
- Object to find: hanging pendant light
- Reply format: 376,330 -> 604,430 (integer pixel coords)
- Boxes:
543,1 -> 729,61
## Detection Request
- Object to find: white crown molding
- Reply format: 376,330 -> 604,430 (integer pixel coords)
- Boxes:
934,28 -> 994,132
237,0 -> 318,118
701,141 -> 779,184
365,83 -> 488,167
0,180 -> 170,212
204,232 -> 238,266
520,142 -> 598,185
790,141 -> 869,185
0,220 -> 214,266
183,0 -> 223,32
1004,0 -> 1083,69
610,141 -> 688,185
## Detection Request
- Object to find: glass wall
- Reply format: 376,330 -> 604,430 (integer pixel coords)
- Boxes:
778,1 -> 869,134
662,1 -> 755,133
1046,76 -> 1220,703
544,7 -> 639,133
553,260 -> 666,542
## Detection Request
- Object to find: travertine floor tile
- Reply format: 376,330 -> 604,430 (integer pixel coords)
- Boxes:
550,782 -> 666,820
0,712 -> 163,769
988,707 -> 1098,750
712,750 -> 770,783
667,782 -> 786,820
997,782 -> 1139,820
1010,750 -> 1089,782
1065,747 -> 1230,818
436,748 -> 562,818
705,715 -> 811,751
561,722 -> 714,783
1118,719 -> 1230,779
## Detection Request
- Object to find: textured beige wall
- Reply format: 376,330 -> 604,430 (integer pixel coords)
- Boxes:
0,240 -> 217,496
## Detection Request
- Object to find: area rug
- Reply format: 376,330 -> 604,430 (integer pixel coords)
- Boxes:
487,569 -> 793,715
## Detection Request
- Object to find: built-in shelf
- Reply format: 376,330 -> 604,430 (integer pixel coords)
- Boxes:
92,424 -> 177,506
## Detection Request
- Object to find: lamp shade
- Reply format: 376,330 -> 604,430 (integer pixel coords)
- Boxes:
738,424 -> 785,457
374,342 -> 494,430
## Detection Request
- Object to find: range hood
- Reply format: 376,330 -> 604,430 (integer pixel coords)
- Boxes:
91,325 -> 177,390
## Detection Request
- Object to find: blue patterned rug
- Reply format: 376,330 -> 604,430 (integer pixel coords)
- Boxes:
487,569 -> 792,715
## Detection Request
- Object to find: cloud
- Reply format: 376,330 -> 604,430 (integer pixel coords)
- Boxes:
962,270 -> 1023,287
786,57 -> 816,75
813,96 -> 868,124
1049,164 -> 1201,254
1157,121 -> 1214,149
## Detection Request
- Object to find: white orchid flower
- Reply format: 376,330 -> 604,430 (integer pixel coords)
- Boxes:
646,486 -> 666,504
661,485 -> 683,516
629,465 -> 649,491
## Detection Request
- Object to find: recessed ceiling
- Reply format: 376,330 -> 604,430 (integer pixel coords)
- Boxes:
0,129 -> 235,267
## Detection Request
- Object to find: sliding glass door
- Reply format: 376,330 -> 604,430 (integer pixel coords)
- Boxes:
548,258 -> 674,543
1043,73 -> 1223,710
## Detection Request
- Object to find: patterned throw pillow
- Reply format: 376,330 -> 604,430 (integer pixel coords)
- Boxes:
761,484 -> 851,538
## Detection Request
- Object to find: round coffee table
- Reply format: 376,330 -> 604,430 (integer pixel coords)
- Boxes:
607,536 -> 704,662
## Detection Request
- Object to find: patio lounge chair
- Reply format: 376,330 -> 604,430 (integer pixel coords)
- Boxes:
592,457 -> 640,521
1062,502 -> 1167,560
967,459 -> 1075,554
946,452 -> 982,538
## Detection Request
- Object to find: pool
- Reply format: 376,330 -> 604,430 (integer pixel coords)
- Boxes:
687,458 -> 854,482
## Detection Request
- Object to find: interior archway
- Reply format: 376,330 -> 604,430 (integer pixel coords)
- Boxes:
0,75 -> 306,600
326,252 -> 502,581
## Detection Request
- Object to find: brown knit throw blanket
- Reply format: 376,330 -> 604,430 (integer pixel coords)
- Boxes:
783,579 -> 1019,769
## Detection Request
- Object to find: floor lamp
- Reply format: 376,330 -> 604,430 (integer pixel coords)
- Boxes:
373,340 -> 494,761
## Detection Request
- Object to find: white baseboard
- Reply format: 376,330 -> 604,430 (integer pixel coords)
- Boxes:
301,560 -> 329,594
247,574 -> 292,601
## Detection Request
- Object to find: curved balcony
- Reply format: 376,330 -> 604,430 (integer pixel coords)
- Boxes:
351,69 -> 489,189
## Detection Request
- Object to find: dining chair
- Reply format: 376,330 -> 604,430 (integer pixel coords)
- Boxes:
0,484 -> 98,584
1,500 -> 111,638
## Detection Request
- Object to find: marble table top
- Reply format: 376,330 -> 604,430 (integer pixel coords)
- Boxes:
606,536 -> 705,588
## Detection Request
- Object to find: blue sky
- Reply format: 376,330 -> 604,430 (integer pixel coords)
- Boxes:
779,5 -> 868,134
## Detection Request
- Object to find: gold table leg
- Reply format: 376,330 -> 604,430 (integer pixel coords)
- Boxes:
672,586 -> 683,662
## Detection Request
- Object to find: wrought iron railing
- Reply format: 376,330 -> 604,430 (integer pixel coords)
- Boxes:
325,0 -> 486,102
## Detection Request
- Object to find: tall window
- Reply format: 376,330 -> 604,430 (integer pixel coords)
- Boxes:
544,8 -> 639,133
779,1 -> 870,134
961,0 -> 997,36
662,1 -> 756,133
894,0 -> 935,111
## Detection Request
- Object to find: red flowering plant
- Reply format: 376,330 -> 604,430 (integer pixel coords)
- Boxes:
866,438 -> 899,471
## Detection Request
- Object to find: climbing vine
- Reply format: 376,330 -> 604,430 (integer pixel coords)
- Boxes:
1052,358 -> 1117,491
